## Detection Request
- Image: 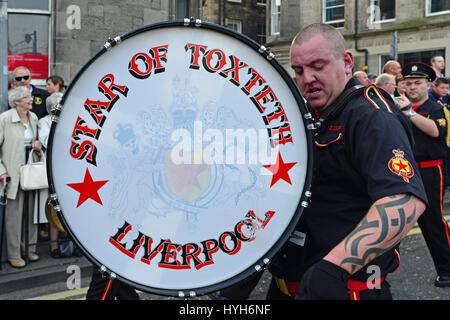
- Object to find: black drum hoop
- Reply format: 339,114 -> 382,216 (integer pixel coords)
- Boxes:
46,19 -> 314,297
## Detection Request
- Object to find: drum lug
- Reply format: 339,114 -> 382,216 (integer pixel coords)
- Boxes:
183,17 -> 202,27
99,265 -> 107,277
177,290 -> 196,298
258,45 -> 275,61
103,36 -> 122,51
50,103 -> 62,123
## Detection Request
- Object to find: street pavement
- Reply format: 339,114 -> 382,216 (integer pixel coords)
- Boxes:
0,197 -> 450,300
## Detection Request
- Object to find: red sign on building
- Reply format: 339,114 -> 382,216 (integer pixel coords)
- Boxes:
8,54 -> 49,79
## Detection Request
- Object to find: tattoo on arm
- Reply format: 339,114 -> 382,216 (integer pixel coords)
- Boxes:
338,194 -> 417,273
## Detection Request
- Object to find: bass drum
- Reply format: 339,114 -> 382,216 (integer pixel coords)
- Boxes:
47,19 -> 313,297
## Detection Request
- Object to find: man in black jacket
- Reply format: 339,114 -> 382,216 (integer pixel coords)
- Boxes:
12,66 -> 49,119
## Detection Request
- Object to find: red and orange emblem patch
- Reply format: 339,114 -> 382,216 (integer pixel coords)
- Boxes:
388,149 -> 414,182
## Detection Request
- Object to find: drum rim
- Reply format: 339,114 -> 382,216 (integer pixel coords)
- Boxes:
46,19 -> 314,297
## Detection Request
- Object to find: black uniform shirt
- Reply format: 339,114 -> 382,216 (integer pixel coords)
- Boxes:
301,79 -> 428,281
410,98 -> 447,162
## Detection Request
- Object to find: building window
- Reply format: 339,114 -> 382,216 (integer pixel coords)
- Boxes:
7,0 -> 51,84
257,0 -> 267,5
257,23 -> 266,45
370,0 -> 395,23
175,0 -> 190,19
380,49 -> 445,75
228,0 -> 242,3
323,0 -> 344,28
426,0 -> 450,16
226,19 -> 242,33
270,0 -> 281,35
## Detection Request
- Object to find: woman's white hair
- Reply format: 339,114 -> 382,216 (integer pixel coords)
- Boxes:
8,86 -> 29,108
46,92 -> 63,114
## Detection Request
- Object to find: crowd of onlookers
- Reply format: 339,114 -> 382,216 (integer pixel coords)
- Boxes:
1,66 -> 80,269
354,56 -> 448,107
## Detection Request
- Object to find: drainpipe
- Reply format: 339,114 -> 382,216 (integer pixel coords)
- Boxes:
354,0 -> 369,72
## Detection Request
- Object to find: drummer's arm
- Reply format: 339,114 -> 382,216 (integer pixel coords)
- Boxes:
323,193 -> 425,275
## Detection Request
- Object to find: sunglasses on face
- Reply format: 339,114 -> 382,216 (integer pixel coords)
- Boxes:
15,75 -> 30,81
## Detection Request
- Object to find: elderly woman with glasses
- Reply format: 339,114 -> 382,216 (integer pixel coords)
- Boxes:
0,86 -> 43,268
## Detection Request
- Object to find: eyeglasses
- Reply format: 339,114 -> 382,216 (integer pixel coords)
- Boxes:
15,75 -> 30,81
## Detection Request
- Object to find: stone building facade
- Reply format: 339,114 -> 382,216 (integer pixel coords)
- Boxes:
6,0 -> 266,89
266,0 -> 449,77
7,0 -> 203,87
202,0 -> 267,44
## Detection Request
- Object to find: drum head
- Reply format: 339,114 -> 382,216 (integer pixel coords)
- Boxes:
47,20 -> 313,296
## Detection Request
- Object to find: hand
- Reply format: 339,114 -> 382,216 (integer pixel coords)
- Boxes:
32,140 -> 43,152
295,259 -> 350,300
0,174 -> 9,187
394,95 -> 412,113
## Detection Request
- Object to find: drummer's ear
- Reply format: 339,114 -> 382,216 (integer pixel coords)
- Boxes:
342,50 -> 354,77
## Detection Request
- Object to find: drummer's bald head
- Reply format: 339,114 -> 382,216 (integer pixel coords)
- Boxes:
292,23 -> 347,58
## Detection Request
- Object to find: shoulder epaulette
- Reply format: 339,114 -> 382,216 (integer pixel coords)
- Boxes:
363,84 -> 393,113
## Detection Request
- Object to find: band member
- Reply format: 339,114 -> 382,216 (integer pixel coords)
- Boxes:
395,62 -> 450,288
286,23 -> 427,300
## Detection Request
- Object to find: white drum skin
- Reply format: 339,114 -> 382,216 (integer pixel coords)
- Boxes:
47,21 -> 313,296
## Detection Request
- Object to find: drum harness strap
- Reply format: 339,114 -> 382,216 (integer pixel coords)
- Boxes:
307,84 -> 365,134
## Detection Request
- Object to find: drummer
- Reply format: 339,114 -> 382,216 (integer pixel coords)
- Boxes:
278,23 -> 428,300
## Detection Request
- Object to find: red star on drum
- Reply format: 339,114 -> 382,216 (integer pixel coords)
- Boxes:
263,151 -> 297,188
67,168 -> 108,208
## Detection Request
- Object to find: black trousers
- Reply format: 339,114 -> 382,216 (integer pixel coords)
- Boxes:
86,266 -> 139,300
418,165 -> 450,277
266,276 -> 392,300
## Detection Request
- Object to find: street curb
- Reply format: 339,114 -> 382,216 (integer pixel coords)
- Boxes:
0,256 -> 92,295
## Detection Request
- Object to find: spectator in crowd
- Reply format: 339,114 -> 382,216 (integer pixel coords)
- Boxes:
395,75 -> 407,96
12,66 -> 49,119
0,86 -> 43,268
429,77 -> 450,108
375,73 -> 397,99
382,60 -> 402,76
37,92 -> 63,258
431,55 -> 445,78
46,75 -> 65,94
8,72 -> 15,91
353,71 -> 370,85
367,73 -> 377,84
